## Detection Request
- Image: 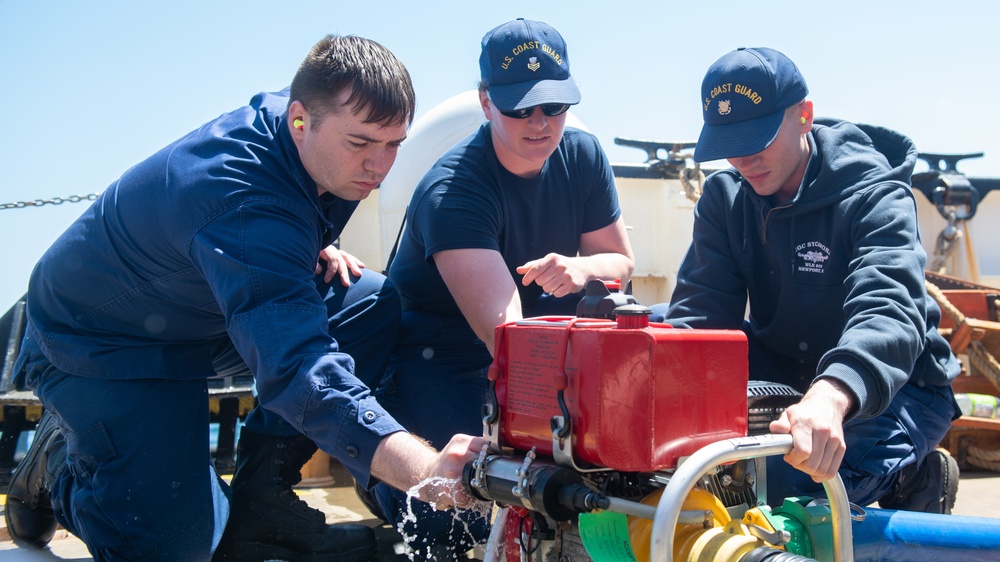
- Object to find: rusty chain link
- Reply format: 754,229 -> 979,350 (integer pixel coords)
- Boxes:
0,193 -> 100,210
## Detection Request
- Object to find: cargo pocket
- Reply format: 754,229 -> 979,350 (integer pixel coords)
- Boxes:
64,422 -> 156,560
842,413 -> 915,478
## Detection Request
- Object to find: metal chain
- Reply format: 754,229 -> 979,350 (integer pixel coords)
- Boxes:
680,163 -> 704,203
0,193 -> 100,210
929,210 -> 963,274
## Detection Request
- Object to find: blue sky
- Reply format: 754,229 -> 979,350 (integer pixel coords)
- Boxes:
1,0 -> 997,309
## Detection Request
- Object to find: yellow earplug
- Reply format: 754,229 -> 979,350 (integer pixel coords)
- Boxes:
800,116 -> 807,125
293,117 -> 304,130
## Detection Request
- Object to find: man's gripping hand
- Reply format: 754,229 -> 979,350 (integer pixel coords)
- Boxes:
371,432 -> 486,510
769,378 -> 854,483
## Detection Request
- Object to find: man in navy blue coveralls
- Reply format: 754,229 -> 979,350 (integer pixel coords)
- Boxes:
4,35 -> 484,562
653,47 -> 961,514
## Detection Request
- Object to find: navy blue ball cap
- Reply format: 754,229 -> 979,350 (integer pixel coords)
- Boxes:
479,18 -> 581,111
694,47 -> 808,162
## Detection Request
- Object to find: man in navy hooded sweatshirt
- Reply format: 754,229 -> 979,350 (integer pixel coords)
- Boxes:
653,47 -> 961,513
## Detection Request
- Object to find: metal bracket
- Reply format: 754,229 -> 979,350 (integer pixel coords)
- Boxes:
912,152 -> 985,222
614,138 -> 698,167
550,416 -> 611,474
746,523 -> 791,546
511,447 -> 537,511
932,173 -> 980,221
482,402 -> 499,444
469,443 -> 493,495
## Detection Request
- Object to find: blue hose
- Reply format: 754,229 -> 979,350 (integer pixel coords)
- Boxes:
852,507 -> 1000,561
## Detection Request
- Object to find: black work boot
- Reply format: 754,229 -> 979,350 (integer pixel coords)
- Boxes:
879,448 -> 959,514
4,411 -> 67,549
213,428 -> 377,561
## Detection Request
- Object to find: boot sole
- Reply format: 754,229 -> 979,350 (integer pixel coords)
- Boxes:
4,498 -> 57,549
939,448 -> 960,514
4,413 -> 60,548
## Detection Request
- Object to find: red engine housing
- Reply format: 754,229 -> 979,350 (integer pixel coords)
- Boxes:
488,315 -> 749,472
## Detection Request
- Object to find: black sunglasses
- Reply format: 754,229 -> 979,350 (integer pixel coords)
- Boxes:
498,104 -> 571,119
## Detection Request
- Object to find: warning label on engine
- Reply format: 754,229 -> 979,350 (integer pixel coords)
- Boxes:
505,330 -> 563,416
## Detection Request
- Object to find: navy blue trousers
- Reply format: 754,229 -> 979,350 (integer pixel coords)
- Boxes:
742,329 -> 958,507
762,382 -> 957,507
369,311 -> 492,554
18,269 -> 398,561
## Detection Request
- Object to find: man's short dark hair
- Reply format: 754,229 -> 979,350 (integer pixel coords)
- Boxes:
290,35 -> 415,129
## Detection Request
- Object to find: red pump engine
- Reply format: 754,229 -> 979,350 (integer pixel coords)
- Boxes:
482,307 -> 749,472
463,284 -> 815,562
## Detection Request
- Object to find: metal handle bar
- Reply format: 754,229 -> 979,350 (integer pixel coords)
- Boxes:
649,434 -> 854,562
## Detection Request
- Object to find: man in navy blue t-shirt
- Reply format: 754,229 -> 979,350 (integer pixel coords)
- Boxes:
366,18 -> 635,557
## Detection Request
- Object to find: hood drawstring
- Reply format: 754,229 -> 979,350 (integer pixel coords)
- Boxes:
790,216 -> 797,278
741,191 -> 751,251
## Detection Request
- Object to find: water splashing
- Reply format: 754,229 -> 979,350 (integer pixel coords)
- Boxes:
396,475 -> 493,560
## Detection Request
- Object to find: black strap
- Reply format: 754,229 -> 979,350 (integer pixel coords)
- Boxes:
383,206 -> 407,274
